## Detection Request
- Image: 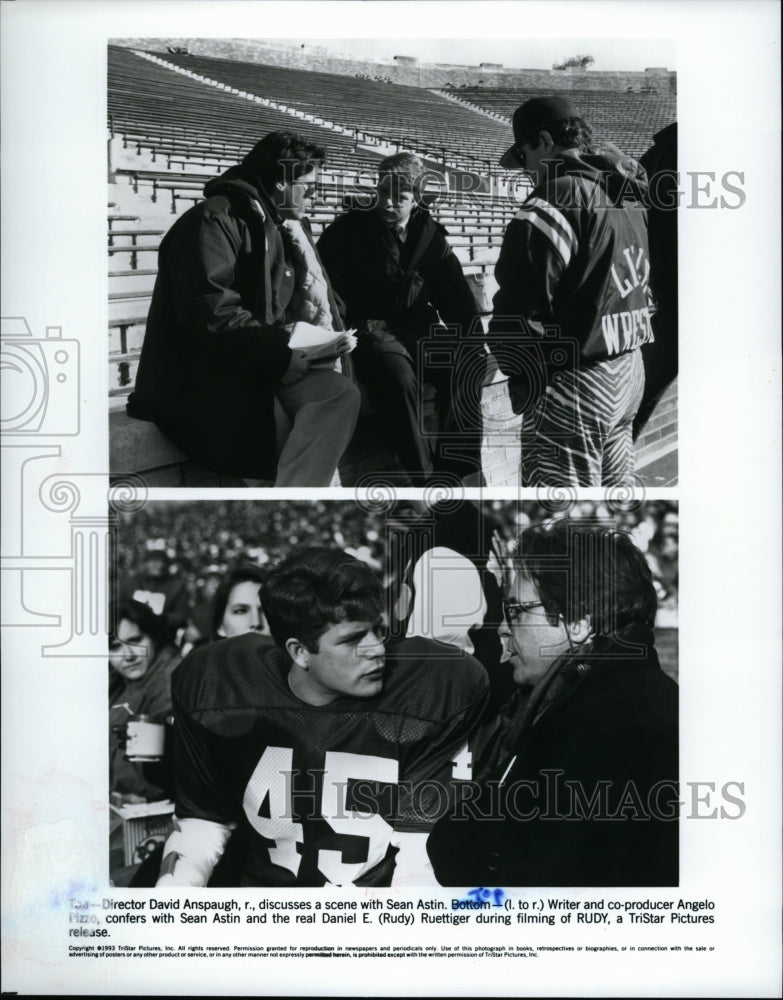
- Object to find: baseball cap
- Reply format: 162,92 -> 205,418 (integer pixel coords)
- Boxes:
500,95 -> 581,168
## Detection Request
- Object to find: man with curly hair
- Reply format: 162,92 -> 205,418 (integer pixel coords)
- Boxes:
427,518 -> 679,886
129,131 -> 359,486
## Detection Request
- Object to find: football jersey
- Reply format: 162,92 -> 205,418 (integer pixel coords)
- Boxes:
170,632 -> 489,886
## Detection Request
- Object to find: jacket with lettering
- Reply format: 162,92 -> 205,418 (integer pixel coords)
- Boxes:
487,152 -> 654,373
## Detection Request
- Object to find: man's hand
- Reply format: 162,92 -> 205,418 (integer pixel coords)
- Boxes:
301,331 -> 356,362
155,817 -> 235,888
278,349 -> 311,385
279,332 -> 356,383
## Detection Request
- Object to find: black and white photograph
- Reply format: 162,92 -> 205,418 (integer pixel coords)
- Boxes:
108,499 -> 679,889
107,36 -> 678,489
1,1 -> 780,997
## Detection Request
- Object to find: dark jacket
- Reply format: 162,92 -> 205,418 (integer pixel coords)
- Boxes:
427,625 -> 679,886
639,124 -> 678,328
488,152 -> 654,382
109,643 -> 181,800
317,205 -> 479,346
633,124 -> 678,438
128,167 -> 341,479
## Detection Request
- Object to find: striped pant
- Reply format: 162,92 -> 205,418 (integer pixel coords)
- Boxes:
520,349 -> 645,487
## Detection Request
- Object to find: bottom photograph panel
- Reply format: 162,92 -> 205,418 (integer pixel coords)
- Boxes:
110,499 -> 679,889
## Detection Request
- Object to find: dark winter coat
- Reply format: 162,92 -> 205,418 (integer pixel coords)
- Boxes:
109,643 -> 181,800
317,205 -> 479,347
427,625 -> 679,886
128,167 -> 342,479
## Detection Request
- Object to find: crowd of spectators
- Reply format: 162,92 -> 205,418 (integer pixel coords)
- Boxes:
115,499 -> 678,629
109,499 -> 677,882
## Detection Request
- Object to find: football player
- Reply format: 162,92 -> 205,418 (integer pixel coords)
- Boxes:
156,546 -> 489,887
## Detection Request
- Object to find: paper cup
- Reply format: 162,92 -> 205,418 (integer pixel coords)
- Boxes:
125,715 -> 166,762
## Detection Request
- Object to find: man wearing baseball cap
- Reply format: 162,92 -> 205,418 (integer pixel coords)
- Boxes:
488,96 -> 654,486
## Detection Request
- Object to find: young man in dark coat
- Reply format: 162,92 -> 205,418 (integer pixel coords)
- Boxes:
128,131 -> 359,486
317,153 -> 484,484
427,517 -> 679,887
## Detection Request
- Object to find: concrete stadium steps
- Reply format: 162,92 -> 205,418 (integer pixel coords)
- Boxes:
633,380 -> 678,483
109,45 -> 370,174
106,46 -> 678,485
109,317 -> 146,354
110,369 -> 677,486
109,160 -> 506,262
154,48 -> 513,172
108,298 -> 150,323
109,269 -> 157,294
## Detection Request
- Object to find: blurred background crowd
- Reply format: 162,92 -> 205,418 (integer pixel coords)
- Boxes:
109,498 -> 677,880
115,499 -> 678,642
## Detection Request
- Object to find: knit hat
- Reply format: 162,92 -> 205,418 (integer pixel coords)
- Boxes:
500,95 -> 581,168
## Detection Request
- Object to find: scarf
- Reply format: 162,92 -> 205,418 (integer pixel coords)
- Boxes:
279,220 -> 334,330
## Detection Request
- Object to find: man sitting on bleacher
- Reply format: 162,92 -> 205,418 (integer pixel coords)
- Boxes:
127,131 -> 360,487
317,153 -> 484,485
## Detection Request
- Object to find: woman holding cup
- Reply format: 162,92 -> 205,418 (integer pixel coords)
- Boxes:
108,598 -> 180,805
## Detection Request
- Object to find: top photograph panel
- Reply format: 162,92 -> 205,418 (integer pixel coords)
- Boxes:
107,38 -> 677,489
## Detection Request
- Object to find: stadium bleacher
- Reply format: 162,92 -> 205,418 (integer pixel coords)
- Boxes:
107,43 -> 677,487
155,49 -> 515,173
450,86 -> 677,160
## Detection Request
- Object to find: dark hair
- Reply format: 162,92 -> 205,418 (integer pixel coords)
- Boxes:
110,598 -> 172,651
513,519 -> 656,637
240,130 -> 326,193
532,117 -> 594,153
210,563 -> 267,639
262,547 -> 384,653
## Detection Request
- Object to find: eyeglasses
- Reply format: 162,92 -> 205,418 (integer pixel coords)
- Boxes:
502,599 -> 549,626
292,181 -> 317,199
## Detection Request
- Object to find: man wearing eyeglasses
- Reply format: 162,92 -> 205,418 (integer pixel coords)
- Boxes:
487,96 -> 655,486
427,518 -> 679,886
154,546 -> 490,887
